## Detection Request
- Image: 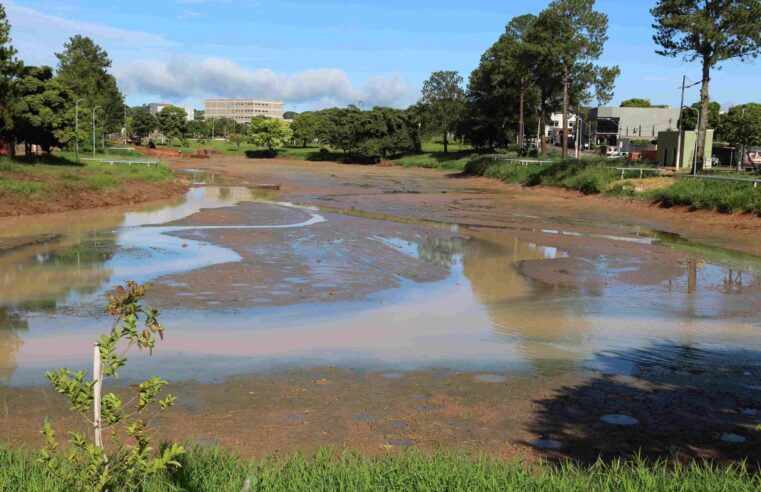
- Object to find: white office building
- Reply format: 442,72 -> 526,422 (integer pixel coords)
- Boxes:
204,99 -> 285,124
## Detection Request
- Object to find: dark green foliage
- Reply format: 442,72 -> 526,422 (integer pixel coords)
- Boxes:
9,65 -> 74,154
0,3 -> 21,132
55,36 -> 125,133
290,111 -> 319,147
130,107 -> 158,141
247,116 -> 292,151
620,98 -> 651,108
680,101 -> 721,131
311,106 -> 420,162
419,71 -> 466,153
157,106 -> 187,146
719,103 -> 761,151
652,0 -> 761,170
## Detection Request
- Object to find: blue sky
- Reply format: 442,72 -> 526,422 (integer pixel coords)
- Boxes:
5,0 -> 760,111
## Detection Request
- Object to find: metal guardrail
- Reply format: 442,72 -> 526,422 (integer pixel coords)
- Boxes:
81,158 -> 158,166
677,173 -> 761,188
480,155 -> 555,166
604,167 -> 664,179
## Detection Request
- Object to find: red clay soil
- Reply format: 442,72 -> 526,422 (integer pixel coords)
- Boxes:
0,177 -> 188,217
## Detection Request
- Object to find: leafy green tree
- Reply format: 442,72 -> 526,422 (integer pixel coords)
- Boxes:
283,111 -> 297,120
55,36 -> 125,133
680,101 -> 721,131
0,4 -> 22,147
228,133 -> 245,148
157,106 -> 187,147
39,281 -> 184,492
620,98 -> 652,108
652,0 -> 761,171
186,119 -> 209,139
533,0 -> 615,158
719,103 -> 761,169
10,66 -> 74,155
420,71 -> 466,153
462,15 -> 539,149
291,111 -> 319,147
130,107 -> 158,143
247,116 -> 293,151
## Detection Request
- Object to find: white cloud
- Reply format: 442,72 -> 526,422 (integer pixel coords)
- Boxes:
5,2 -> 175,48
178,10 -> 202,20
116,57 -> 417,108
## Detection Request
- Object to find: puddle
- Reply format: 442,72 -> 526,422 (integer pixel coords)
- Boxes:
720,433 -> 747,443
600,414 -> 639,426
474,374 -> 508,383
1,186 -> 761,387
532,439 -> 562,450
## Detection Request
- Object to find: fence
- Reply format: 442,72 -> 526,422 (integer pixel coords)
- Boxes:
677,174 -> 761,188
81,158 -> 158,166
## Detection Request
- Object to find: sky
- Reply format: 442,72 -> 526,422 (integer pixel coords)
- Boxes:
4,0 -> 760,111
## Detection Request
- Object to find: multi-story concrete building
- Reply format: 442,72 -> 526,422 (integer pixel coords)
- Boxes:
148,103 -> 195,121
204,99 -> 285,124
589,106 -> 680,150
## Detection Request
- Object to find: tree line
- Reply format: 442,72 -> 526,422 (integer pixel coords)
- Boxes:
0,3 -> 124,157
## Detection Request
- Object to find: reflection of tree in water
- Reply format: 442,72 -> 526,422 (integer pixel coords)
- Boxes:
455,235 -> 597,372
0,307 -> 29,383
416,237 -> 466,269
0,233 -> 116,310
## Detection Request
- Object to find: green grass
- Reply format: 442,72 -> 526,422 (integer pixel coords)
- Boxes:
647,178 -> 761,214
0,152 -> 174,200
1,445 -> 759,491
0,175 -> 51,198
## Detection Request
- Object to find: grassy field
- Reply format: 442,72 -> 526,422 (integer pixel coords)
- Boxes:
2,445 -> 759,491
0,151 -> 173,199
465,156 -> 761,215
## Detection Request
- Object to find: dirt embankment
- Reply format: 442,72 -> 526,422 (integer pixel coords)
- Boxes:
0,177 -> 189,217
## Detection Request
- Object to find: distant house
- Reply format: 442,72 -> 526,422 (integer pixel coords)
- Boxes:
590,106 -> 680,151
148,103 -> 195,122
657,129 -> 714,169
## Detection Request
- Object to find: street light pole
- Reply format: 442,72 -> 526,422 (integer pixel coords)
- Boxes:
75,98 -> 85,164
92,106 -> 101,157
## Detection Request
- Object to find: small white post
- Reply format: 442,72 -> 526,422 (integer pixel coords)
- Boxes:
92,343 -> 103,449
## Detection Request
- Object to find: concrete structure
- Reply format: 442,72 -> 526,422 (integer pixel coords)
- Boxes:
204,99 -> 285,124
657,129 -> 714,169
590,106 -> 679,150
149,103 -> 195,122
545,112 -> 579,146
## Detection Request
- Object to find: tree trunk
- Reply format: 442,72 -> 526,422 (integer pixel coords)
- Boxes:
539,103 -> 546,155
518,81 -> 526,146
443,132 -> 448,154
695,58 -> 711,173
562,66 -> 569,158
92,343 -> 104,449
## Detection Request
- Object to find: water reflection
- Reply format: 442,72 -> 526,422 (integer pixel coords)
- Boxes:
0,307 -> 28,383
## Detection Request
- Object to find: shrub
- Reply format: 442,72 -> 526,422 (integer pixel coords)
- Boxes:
39,281 -> 184,491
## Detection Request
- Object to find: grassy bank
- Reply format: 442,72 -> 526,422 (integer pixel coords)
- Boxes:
0,152 -> 173,199
2,445 -> 759,491
466,156 -> 761,215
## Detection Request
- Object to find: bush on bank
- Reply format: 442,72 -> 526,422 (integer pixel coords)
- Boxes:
465,156 -> 761,215
1,445 -> 760,491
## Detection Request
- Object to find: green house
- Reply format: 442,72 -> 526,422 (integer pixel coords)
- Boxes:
657,130 -> 714,169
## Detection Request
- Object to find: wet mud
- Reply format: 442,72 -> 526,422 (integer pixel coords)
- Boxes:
2,155 -> 761,465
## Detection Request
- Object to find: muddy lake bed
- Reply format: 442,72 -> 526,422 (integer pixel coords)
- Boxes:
2,160 -> 761,462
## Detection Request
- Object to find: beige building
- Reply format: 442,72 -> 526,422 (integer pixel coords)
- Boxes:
204,99 -> 285,123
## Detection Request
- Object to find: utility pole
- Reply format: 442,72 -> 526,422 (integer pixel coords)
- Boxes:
675,75 -> 699,169
75,98 -> 85,163
124,107 -> 128,145
92,106 -> 101,157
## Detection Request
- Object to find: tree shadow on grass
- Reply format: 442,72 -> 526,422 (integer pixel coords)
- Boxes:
525,343 -> 761,466
8,154 -> 84,167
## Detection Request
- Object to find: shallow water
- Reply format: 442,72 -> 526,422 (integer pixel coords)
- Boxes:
1,186 -> 761,386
